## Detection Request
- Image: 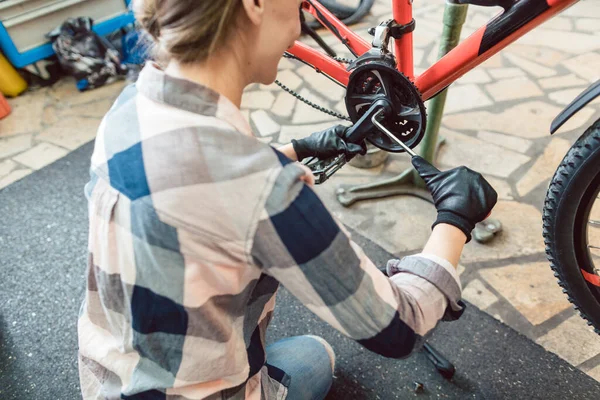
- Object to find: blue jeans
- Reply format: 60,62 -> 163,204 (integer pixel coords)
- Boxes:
266,335 -> 335,400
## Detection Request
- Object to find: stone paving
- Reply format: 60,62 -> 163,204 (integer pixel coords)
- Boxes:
1,0 -> 600,383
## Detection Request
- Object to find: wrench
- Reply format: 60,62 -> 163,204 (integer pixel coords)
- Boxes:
371,108 -> 417,157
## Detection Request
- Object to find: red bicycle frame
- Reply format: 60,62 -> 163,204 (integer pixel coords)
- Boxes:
288,0 -> 580,101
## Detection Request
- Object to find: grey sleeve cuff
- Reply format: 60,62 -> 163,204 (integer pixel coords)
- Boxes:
387,255 -> 465,321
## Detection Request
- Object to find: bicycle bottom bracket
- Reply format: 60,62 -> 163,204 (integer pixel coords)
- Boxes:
345,60 -> 426,153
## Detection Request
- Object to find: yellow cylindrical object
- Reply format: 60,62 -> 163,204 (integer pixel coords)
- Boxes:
0,53 -> 27,97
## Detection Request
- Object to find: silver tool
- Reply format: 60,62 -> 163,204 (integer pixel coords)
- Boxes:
371,109 -> 417,157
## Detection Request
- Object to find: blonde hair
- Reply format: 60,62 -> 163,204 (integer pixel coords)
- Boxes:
133,0 -> 241,63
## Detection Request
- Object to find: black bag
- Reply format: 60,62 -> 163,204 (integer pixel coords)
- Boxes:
47,17 -> 127,91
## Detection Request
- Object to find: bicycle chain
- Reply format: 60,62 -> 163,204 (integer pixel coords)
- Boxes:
274,56 -> 354,122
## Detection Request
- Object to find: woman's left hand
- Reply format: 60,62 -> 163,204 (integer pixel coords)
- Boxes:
296,162 -> 315,187
292,125 -> 367,161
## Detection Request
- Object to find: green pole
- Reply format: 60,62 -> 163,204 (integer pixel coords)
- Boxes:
414,1 -> 469,187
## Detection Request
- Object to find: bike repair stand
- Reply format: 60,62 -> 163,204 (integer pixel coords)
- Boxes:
336,1 -> 502,243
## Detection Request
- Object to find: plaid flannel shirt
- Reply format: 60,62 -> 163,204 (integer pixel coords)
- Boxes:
78,63 -> 464,400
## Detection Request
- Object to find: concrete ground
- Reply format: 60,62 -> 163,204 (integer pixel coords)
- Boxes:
1,0 -> 600,388
1,142 -> 599,399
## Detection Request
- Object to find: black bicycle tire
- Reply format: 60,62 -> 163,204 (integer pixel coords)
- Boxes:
543,118 -> 600,334
306,0 -> 376,29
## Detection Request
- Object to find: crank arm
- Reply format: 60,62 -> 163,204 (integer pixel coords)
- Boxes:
344,98 -> 392,144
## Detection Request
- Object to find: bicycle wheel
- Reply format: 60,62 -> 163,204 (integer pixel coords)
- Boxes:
543,118 -> 600,334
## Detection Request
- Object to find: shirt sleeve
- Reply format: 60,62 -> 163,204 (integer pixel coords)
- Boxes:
250,162 -> 464,358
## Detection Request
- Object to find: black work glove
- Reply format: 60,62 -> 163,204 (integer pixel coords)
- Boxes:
292,125 -> 367,161
412,156 -> 498,243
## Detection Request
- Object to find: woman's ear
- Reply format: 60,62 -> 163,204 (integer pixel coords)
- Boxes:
241,0 -> 265,26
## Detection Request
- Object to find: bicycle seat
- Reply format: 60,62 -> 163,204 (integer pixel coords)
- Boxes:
455,0 -> 514,9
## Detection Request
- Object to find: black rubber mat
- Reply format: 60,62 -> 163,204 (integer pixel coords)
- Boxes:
1,142 -> 598,399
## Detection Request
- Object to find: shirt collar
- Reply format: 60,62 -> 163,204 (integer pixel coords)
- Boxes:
136,63 -> 253,136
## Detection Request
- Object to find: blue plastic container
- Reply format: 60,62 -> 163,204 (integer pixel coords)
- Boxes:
0,0 -> 135,68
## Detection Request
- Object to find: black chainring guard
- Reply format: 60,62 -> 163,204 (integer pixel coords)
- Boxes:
345,61 -> 426,153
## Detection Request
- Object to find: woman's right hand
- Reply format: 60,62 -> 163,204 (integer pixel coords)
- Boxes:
412,156 -> 498,243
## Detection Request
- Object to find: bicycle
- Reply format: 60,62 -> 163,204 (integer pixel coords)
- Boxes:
285,0 -> 581,183
544,80 -> 600,334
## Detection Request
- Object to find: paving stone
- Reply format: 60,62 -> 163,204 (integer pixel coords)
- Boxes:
241,91 -> 276,110
536,315 -> 600,366
437,129 -> 531,178
272,92 -> 297,119
575,18 -> 599,33
258,83 -> 279,92
478,54 -> 504,69
48,79 -> 126,106
466,13 -> 493,30
413,33 -> 435,50
335,161 -> 386,178
0,92 -> 45,137
275,69 -> 303,91
503,53 -> 556,78
462,278 -> 498,310
0,168 -> 32,190
444,84 -> 493,114
484,176 -> 513,201
278,58 -> 296,70
562,1 -> 600,17
587,364 -> 600,382
13,143 -> 68,170
296,65 -> 318,82
413,49 -> 426,67
456,69 -> 492,85
279,122 -> 340,144
460,201 -> 545,263
549,88 -> 592,106
485,77 -> 543,102
516,137 -> 572,197
334,100 -> 347,116
488,68 -> 525,80
480,261 -> 571,326
250,110 -> 280,137
0,159 -> 17,178
0,135 -> 33,159
539,74 -> 589,89
59,98 -> 115,119
370,2 -> 392,17
477,131 -> 532,154
36,117 -> 101,150
562,53 -> 600,82
309,78 -> 345,103
296,67 -> 345,103
506,44 -> 568,67
426,40 -> 442,65
291,89 -> 338,124
541,16 -> 572,31
516,28 -> 600,54
443,101 -> 566,139
42,106 -> 59,126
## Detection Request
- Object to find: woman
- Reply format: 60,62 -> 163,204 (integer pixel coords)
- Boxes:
78,0 -> 497,399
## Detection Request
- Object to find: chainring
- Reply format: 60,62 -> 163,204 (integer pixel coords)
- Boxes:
345,61 -> 426,153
